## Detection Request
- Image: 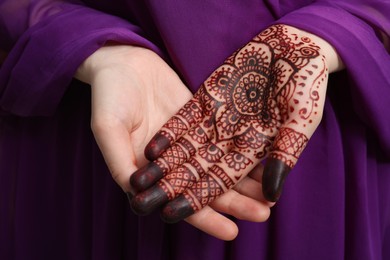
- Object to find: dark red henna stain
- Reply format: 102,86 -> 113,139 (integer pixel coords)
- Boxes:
161,164 -> 242,223
198,143 -> 224,163
160,195 -> 194,223
224,151 -> 252,171
178,99 -> 203,125
132,143 -> 196,208
262,157 -> 291,202
130,162 -> 163,192
130,185 -> 169,216
144,133 -> 171,161
145,100 -> 204,161
132,162 -> 204,216
263,128 -> 308,201
154,137 -> 196,174
158,163 -> 201,200
162,163 -> 243,223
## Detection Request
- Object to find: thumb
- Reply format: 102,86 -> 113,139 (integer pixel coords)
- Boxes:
263,126 -> 309,202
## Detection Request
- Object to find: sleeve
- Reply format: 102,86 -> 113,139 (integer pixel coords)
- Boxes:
0,0 -> 161,116
275,0 -> 390,156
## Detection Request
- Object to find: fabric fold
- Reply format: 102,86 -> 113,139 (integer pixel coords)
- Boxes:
0,3 -> 160,116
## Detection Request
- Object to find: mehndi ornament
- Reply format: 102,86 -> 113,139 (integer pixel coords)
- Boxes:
130,24 -> 328,223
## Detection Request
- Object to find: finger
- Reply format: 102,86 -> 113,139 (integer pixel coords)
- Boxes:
210,189 -> 271,222
247,162 -> 264,182
144,97 -> 203,161
262,52 -> 328,202
184,206 -> 238,241
131,138 -> 225,215
131,137 -> 231,215
232,163 -> 269,201
130,125 -> 209,192
233,164 -> 264,201
160,149 -> 259,223
234,178 -> 276,207
262,126 -> 310,202
131,156 -> 207,215
129,162 -> 164,193
246,166 -> 275,207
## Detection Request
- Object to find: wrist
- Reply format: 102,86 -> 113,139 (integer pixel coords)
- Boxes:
272,24 -> 344,73
294,26 -> 344,73
311,34 -> 344,73
74,44 -> 151,84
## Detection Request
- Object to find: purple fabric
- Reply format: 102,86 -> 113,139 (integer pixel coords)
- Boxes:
1,0 -> 389,259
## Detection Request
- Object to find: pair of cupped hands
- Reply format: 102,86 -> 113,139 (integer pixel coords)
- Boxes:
76,25 -> 342,240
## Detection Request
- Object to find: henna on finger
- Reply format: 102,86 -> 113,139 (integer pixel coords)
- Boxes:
131,137 -> 196,192
131,157 -> 206,215
161,149 -> 259,223
134,24 -> 328,217
131,124 -> 212,192
262,127 -> 310,201
132,138 -> 231,215
145,98 -> 203,160
130,162 -> 165,193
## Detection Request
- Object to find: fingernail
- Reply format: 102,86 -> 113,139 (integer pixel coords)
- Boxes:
160,195 -> 194,223
262,158 -> 291,202
145,133 -> 171,161
130,162 -> 163,192
130,185 -> 168,216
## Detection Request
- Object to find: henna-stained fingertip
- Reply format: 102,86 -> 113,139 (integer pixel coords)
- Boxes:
262,158 -> 291,202
160,195 -> 194,223
130,162 -> 164,192
145,133 -> 171,161
130,187 -> 169,216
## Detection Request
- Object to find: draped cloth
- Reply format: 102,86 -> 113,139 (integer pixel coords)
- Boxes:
0,0 -> 389,259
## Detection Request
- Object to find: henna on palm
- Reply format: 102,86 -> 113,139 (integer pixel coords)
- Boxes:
130,25 -> 328,221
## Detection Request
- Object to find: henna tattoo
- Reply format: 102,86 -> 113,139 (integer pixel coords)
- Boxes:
155,139 -> 194,172
269,127 -> 309,168
130,162 -> 165,192
159,166 -> 198,200
198,143 -> 224,163
132,24 -> 328,218
185,165 -> 235,212
188,126 -> 209,144
132,137 -> 197,192
145,99 -> 204,160
224,151 -> 252,171
157,157 -> 206,200
233,126 -> 273,158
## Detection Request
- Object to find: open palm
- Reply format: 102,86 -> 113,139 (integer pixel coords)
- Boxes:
130,25 -> 331,223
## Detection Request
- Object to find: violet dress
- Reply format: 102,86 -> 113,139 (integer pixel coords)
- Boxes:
1,0 -> 389,259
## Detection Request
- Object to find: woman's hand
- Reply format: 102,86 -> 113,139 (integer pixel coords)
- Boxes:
130,24 -> 343,223
76,45 -> 192,190
75,45 -> 273,240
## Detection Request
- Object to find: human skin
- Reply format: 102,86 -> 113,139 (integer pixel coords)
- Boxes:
130,24 -> 343,223
75,44 -> 274,240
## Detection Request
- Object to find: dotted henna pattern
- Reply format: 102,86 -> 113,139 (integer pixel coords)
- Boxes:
132,25 -> 328,220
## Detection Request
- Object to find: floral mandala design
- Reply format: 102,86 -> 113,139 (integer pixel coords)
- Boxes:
199,25 -> 320,153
